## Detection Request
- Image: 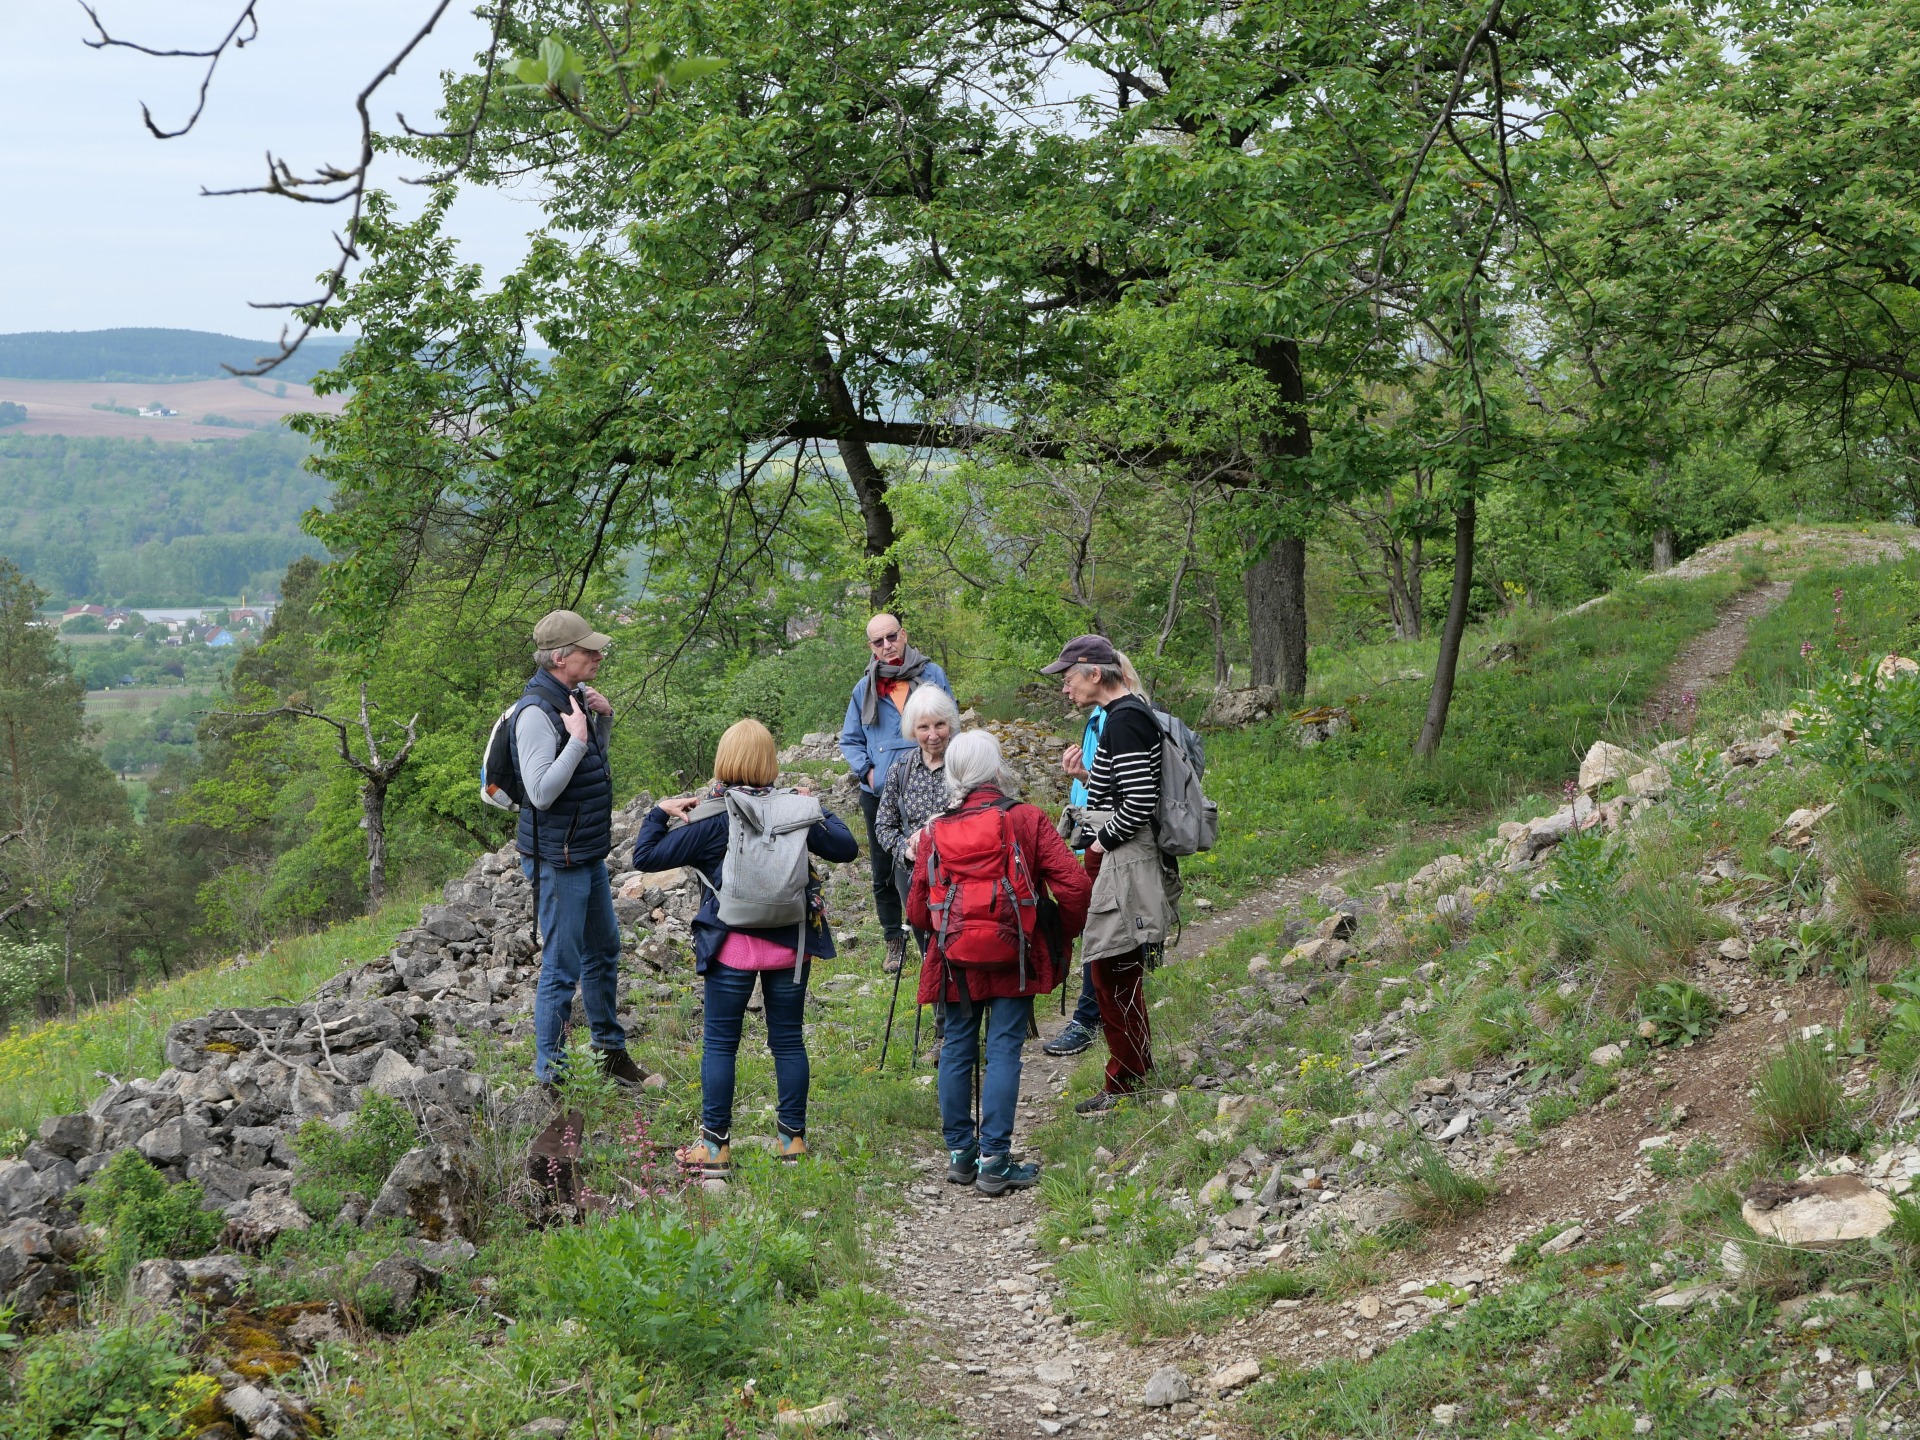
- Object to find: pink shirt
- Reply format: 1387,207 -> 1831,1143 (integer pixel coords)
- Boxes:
716,930 -> 799,972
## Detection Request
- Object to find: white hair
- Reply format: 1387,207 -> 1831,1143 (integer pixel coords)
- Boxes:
901,684 -> 960,733
534,645 -> 579,671
943,729 -> 1014,802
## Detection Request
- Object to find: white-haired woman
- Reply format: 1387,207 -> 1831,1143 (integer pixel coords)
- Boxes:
906,730 -> 1090,1195
873,684 -> 961,973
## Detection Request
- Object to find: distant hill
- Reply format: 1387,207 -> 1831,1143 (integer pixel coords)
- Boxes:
0,432 -> 327,604
0,329 -> 357,385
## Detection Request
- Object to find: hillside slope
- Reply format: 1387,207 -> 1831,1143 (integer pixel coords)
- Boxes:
2,532 -> 1916,1440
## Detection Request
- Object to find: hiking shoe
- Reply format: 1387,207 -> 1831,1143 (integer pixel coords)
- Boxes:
883,934 -> 908,974
975,1154 -> 1040,1196
597,1048 -> 647,1085
675,1132 -> 732,1180
946,1144 -> 980,1185
1042,1021 -> 1099,1057
1073,1091 -> 1124,1117
776,1131 -> 808,1164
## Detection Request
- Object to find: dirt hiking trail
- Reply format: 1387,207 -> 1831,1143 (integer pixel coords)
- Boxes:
874,564 -> 1808,1440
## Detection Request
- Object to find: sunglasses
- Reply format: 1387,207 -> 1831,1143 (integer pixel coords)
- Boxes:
868,631 -> 902,648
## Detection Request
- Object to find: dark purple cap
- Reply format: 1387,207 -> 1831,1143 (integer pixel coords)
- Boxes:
1040,634 -> 1122,674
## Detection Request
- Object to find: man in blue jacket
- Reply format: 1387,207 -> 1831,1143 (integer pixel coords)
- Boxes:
838,613 -> 953,974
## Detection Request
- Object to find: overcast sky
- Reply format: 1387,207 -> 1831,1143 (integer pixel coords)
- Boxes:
0,1 -> 537,339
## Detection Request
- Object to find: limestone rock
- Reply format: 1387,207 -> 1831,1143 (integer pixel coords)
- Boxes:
1538,1226 -> 1585,1256
1579,741 -> 1644,793
1588,1043 -> 1625,1067
514,1422 -> 571,1440
135,1114 -> 215,1165
363,1254 -> 440,1317
1208,1359 -> 1261,1393
223,1190 -> 311,1253
127,1254 -> 250,1308
367,1145 -> 482,1241
1741,1175 -> 1894,1249
1202,685 -> 1284,728
774,1398 -> 848,1429
1142,1367 -> 1190,1407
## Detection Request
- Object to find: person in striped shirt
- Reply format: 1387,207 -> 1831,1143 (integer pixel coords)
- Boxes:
1044,635 -> 1171,1113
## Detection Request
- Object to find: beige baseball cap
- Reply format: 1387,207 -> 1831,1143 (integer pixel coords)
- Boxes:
533,609 -> 613,652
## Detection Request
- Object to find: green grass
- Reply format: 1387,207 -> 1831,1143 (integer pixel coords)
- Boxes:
1187,573 -> 1739,903
1701,551 -> 1920,733
0,891 -> 427,1139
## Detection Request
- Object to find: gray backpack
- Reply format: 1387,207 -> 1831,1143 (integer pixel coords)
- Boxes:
1153,717 -> 1218,857
687,789 -> 824,951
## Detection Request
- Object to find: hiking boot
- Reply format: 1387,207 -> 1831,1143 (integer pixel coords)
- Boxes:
597,1048 -> 647,1086
975,1154 -> 1040,1196
1042,1020 -> 1099,1057
675,1131 -> 732,1180
1074,1091 -> 1124,1117
776,1131 -> 808,1164
883,934 -> 908,974
946,1144 -> 980,1185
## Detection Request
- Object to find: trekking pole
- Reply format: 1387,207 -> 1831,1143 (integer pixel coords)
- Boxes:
910,1004 -> 924,1072
878,958 -> 907,1069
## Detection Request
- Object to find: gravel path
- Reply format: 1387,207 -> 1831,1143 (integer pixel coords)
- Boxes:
872,552 -> 1835,1439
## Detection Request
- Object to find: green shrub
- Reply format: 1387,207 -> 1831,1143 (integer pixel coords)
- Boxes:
1638,982 -> 1720,1046
1,1316 -> 206,1440
537,1210 -> 765,1372
290,1092 -> 419,1219
79,1151 -> 223,1281
1529,1094 -> 1579,1130
1646,1137 -> 1722,1181
1802,664 -> 1920,807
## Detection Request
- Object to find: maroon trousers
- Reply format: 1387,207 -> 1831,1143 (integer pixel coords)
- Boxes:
1088,945 -> 1153,1093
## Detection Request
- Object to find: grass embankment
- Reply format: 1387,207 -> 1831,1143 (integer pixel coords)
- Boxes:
1024,559 -> 1920,1435
1701,550 -> 1920,730
0,895 -> 427,1141
1187,571 -> 1743,903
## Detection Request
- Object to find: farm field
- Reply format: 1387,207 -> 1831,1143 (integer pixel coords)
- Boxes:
0,376 -> 342,441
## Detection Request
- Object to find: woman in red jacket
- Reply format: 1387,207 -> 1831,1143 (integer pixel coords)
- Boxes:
907,730 -> 1091,1195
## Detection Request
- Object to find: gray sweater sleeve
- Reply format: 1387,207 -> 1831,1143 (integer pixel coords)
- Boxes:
516,706 -> 587,810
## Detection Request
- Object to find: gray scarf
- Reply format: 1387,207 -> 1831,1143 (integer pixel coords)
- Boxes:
860,645 -> 931,726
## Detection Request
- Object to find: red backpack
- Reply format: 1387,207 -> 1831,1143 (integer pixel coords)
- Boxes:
926,798 -> 1040,987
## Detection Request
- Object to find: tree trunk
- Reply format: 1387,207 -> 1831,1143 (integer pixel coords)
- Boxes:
815,347 -> 899,610
1415,497 -> 1477,758
1245,339 -> 1312,697
1243,535 -> 1308,696
363,778 -> 388,910
1651,526 -> 1675,573
839,434 -> 900,611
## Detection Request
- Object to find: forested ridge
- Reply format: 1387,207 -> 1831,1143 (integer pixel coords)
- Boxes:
0,330 -> 354,385
0,433 -> 325,604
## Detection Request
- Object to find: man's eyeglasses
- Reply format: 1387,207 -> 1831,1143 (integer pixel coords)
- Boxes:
868,631 -> 902,648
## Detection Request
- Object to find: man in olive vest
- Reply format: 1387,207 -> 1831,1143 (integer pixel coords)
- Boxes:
513,609 -> 644,1087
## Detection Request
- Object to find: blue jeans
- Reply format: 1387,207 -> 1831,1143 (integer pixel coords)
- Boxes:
939,994 -> 1033,1157
1070,963 -> 1100,1030
702,961 -> 810,1138
525,858 -> 625,1082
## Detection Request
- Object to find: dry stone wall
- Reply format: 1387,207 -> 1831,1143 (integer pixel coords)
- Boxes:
0,716 -> 1076,1326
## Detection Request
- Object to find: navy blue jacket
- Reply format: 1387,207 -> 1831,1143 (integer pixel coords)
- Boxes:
513,669 -> 615,865
630,796 -> 858,974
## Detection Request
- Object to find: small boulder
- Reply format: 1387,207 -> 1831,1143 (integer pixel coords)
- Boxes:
135,1115 -> 214,1165
1579,741 -> 1643,793
1742,1175 -> 1894,1249
362,1254 -> 440,1318
774,1398 -> 848,1429
1588,1043 -> 1625,1067
514,1422 -> 571,1440
223,1190 -> 311,1253
1538,1225 -> 1585,1256
1208,1358 -> 1261,1393
367,1145 -> 482,1241
1141,1366 -> 1191,1407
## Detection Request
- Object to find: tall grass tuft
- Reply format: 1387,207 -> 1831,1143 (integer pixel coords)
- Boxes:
1394,1146 -> 1494,1228
1749,1040 -> 1860,1154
